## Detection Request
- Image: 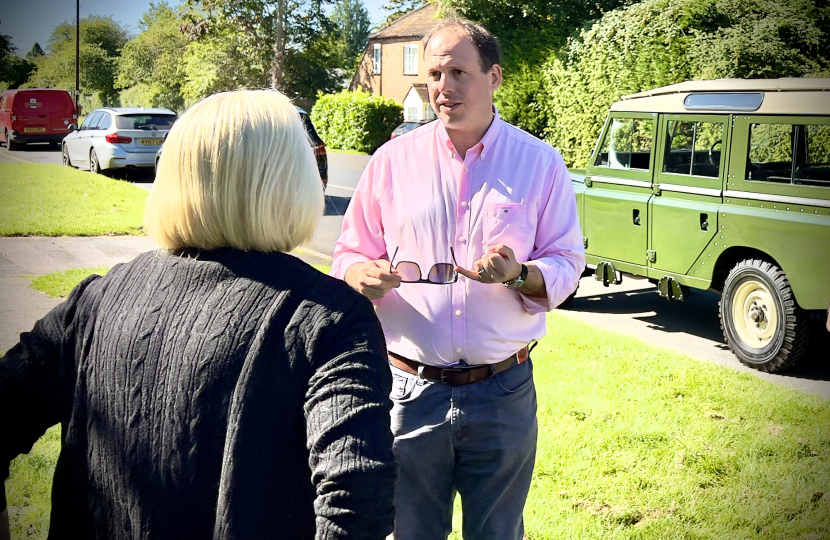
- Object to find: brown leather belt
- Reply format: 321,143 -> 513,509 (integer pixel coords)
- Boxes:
389,347 -> 528,386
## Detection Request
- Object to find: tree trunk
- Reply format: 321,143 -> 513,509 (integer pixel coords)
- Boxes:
270,0 -> 285,91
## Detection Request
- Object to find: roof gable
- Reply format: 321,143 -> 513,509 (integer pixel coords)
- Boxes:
370,3 -> 439,40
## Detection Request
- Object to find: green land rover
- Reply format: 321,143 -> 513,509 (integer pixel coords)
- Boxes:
570,78 -> 830,373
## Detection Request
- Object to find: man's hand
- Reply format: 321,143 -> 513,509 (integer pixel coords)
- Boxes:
456,244 -> 522,284
345,260 -> 402,300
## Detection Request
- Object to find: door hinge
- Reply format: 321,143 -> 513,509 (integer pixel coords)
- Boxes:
647,250 -> 657,263
583,237 -> 588,249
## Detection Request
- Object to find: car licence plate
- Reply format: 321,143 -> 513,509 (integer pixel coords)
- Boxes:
24,127 -> 46,133
139,138 -> 164,146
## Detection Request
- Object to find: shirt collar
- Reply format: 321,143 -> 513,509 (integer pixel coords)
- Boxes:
438,105 -> 501,162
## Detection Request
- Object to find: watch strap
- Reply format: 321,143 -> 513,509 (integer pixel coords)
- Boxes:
503,263 -> 528,289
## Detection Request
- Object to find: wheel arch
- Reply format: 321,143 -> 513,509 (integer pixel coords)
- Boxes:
710,247 -> 782,295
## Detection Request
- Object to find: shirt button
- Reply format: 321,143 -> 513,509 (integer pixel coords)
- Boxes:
456,348 -> 462,353
461,201 -> 467,207
455,309 -> 461,316
459,237 -> 466,243
464,167 -> 468,172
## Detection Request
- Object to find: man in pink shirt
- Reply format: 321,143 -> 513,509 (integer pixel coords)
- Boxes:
331,17 -> 584,540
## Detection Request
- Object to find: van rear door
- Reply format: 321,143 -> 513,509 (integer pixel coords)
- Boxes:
12,91 -> 49,135
45,91 -> 75,136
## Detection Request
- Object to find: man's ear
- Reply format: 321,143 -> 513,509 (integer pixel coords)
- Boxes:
489,64 -> 503,92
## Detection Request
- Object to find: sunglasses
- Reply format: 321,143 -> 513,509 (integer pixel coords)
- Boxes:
389,247 -> 458,284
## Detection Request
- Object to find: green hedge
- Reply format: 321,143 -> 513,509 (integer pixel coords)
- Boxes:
540,0 -> 830,168
310,90 -> 403,153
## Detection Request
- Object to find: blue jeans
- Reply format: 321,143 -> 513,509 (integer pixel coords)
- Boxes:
389,359 -> 538,540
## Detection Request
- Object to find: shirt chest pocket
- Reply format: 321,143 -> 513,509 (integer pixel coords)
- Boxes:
482,202 -> 533,248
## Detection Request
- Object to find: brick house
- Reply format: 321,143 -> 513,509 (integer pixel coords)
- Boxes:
350,3 -> 440,122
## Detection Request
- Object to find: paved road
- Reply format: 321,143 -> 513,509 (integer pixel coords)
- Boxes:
2,144 -> 828,398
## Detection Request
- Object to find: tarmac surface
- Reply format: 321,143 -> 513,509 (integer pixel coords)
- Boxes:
0,236 -> 330,353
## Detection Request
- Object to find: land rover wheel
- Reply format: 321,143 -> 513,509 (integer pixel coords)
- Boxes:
62,144 -> 72,167
719,258 -> 810,372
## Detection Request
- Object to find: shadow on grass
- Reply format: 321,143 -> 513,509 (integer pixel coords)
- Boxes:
561,278 -> 830,383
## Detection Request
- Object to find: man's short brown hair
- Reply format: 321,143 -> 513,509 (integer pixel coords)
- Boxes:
423,17 -> 502,72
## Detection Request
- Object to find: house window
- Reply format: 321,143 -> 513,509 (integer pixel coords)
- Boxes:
373,44 -> 381,74
404,44 -> 418,75
407,106 -> 419,121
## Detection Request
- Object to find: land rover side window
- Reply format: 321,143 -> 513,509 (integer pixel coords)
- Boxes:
797,124 -> 830,186
663,120 -> 724,177
747,123 -> 793,183
595,117 -> 653,170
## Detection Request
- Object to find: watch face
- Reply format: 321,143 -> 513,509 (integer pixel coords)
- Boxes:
506,278 -> 524,290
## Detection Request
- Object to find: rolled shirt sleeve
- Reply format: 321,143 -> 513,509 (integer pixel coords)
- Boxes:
520,152 -> 585,314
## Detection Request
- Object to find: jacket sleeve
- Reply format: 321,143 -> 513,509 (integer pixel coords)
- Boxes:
303,295 -> 395,540
0,275 -> 101,512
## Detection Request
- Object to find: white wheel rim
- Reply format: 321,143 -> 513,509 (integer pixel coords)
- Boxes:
731,279 -> 778,350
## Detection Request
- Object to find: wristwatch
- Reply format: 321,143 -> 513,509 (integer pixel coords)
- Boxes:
503,264 -> 528,290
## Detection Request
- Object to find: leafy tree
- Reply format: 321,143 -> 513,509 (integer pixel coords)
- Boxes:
379,0 -> 426,28
182,0 -> 343,99
116,3 -> 190,111
2,57 -> 36,89
26,42 -> 45,61
442,0 -> 633,137
331,0 -> 372,71
0,24 -> 36,89
24,16 -> 128,109
541,0 -> 830,168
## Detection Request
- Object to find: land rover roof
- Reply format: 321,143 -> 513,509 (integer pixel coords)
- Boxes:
609,77 -> 830,116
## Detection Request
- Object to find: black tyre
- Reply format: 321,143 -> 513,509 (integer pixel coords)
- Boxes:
719,258 -> 810,372
62,144 -> 72,167
7,132 -> 22,151
89,149 -> 101,174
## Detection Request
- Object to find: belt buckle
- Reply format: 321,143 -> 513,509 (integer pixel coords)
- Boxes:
439,365 -> 475,385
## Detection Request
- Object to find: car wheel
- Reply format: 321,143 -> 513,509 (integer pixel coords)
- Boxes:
719,258 -> 810,372
89,149 -> 101,174
7,131 -> 21,151
62,144 -> 73,167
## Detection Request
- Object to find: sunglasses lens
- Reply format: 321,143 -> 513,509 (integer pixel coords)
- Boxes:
396,262 -> 422,282
428,264 -> 456,284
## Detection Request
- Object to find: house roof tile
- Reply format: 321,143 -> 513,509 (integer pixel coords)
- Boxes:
371,3 -> 439,41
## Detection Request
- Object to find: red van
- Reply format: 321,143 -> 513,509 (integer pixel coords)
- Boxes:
0,88 -> 77,150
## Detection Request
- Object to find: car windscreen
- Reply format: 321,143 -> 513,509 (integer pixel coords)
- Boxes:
300,113 -> 324,145
115,114 -> 177,130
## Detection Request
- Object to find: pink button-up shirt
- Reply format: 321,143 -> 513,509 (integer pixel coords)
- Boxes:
331,112 -> 585,367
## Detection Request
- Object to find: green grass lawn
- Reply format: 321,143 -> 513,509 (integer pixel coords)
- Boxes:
7,275 -> 829,539
29,266 -> 110,297
0,163 -> 148,236
326,148 -> 369,155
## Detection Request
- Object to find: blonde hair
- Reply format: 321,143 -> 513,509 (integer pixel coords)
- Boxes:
144,89 -> 324,253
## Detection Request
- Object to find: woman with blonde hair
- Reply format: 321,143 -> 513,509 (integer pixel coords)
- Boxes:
0,90 -> 395,540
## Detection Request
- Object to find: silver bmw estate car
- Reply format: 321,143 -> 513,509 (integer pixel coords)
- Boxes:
62,107 -> 177,173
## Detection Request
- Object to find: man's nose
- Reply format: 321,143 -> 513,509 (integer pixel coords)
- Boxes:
435,73 -> 452,93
